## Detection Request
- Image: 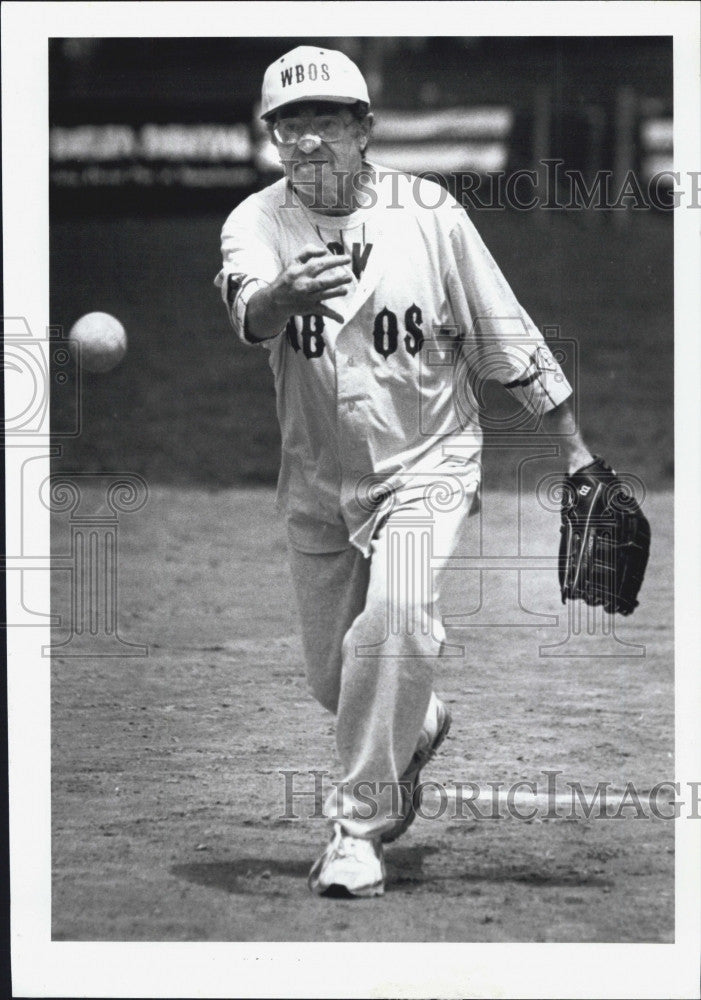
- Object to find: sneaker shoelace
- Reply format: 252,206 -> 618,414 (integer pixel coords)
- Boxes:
330,828 -> 373,861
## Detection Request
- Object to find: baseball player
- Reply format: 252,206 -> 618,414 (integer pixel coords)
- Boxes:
215,45 -> 596,898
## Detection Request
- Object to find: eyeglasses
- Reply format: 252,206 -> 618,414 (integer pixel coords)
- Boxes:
272,114 -> 350,145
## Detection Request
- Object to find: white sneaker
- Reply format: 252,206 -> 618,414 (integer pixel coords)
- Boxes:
308,823 -> 385,898
381,699 -> 452,844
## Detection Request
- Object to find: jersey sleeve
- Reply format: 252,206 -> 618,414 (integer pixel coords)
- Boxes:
446,209 -> 572,415
213,195 -> 284,345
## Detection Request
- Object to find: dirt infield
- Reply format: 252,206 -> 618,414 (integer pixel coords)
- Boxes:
51,485 -> 673,942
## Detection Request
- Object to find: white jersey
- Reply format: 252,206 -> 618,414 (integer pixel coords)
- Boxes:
215,167 -> 572,555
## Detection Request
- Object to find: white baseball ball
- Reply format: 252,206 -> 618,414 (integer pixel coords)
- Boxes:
68,312 -> 127,373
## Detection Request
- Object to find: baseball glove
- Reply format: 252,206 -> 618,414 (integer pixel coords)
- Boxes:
558,456 -> 651,616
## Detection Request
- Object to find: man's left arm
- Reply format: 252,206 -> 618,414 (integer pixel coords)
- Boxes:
539,395 -> 651,617
540,396 -> 595,473
445,210 -> 650,613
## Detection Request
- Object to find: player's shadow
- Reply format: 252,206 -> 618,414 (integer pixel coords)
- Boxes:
172,842 -> 612,895
172,844 -> 438,895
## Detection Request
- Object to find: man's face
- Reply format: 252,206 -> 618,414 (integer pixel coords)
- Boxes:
270,101 -> 371,213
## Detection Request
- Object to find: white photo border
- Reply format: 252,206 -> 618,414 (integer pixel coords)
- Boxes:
3,2 -> 699,998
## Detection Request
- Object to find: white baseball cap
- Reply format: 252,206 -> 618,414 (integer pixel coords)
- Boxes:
260,45 -> 370,119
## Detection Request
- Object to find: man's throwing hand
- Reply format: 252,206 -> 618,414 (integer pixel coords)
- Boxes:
270,245 -> 353,324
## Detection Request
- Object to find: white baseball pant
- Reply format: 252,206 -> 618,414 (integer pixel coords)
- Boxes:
288,457 -> 479,838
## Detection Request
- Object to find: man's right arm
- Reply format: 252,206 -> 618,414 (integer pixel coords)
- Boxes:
243,245 -> 353,342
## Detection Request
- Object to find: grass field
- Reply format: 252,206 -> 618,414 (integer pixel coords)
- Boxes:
50,210 -> 673,489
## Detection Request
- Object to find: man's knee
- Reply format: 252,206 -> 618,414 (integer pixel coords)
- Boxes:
343,594 -> 444,655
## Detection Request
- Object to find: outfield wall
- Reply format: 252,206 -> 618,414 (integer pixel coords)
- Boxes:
49,36 -> 672,213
